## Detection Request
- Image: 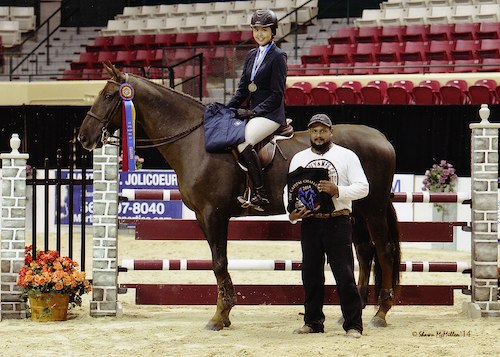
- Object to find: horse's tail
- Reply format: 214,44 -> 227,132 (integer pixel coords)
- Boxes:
374,202 -> 401,301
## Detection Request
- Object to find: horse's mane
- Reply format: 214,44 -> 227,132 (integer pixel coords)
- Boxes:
125,73 -> 206,110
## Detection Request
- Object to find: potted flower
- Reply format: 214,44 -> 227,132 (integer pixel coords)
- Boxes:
422,160 -> 458,219
17,246 -> 92,321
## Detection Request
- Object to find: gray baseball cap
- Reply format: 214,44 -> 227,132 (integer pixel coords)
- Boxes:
308,113 -> 332,128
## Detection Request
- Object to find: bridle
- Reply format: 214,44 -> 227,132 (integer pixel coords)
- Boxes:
85,75 -> 204,148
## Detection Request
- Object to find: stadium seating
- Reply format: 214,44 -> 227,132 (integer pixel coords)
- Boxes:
413,80 -> 442,105
360,80 -> 388,104
440,79 -> 470,104
335,81 -> 362,104
476,38 -> 500,59
285,81 -> 313,105
468,79 -> 498,104
376,42 -> 403,62
425,40 -> 454,61
310,81 -> 337,105
387,80 -> 415,104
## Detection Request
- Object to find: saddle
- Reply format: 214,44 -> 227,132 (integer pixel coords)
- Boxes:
232,118 -> 294,169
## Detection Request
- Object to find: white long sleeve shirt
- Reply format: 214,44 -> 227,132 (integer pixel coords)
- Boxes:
284,144 -> 369,217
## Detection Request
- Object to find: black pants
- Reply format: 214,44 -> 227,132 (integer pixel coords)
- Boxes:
300,216 -> 363,333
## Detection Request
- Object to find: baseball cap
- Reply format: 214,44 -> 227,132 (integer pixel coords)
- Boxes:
308,114 -> 332,128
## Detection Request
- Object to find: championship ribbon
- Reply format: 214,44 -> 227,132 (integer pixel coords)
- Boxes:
120,82 -> 136,172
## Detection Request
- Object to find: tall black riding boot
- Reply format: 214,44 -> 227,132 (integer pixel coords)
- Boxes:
237,145 -> 269,211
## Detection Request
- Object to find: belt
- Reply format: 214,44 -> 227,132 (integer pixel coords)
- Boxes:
311,208 -> 351,219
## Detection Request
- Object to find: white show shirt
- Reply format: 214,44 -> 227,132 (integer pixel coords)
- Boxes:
283,143 -> 369,221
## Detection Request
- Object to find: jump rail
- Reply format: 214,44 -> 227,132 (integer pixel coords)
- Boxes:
121,189 -> 472,203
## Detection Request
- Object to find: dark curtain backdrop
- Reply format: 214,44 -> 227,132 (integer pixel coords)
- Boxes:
1,105 -> 499,177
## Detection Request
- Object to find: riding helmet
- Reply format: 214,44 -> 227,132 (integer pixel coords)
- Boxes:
250,9 -> 278,35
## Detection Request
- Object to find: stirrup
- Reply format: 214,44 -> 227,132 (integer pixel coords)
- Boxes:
237,188 -> 265,212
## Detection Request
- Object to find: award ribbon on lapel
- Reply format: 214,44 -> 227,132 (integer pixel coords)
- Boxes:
120,82 -> 136,172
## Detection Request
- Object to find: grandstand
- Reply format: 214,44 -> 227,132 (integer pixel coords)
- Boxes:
0,0 -> 498,106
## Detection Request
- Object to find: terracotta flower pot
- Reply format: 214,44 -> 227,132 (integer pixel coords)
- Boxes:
28,292 -> 70,321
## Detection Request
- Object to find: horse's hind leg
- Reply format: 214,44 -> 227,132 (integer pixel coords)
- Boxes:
198,214 -> 237,331
352,213 -> 375,309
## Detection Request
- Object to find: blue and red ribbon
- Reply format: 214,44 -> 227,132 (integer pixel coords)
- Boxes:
120,83 -> 136,172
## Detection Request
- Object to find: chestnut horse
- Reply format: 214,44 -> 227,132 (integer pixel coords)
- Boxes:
78,64 -> 400,330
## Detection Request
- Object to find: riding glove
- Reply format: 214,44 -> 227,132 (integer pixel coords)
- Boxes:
237,108 -> 254,119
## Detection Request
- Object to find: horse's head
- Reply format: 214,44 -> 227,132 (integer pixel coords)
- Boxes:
78,62 -> 127,151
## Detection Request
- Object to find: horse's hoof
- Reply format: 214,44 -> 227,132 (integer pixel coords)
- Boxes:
205,320 -> 224,331
223,318 -> 231,327
369,316 -> 387,328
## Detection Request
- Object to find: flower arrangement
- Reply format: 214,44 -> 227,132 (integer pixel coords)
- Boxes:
422,160 -> 458,193
118,151 -> 145,170
17,246 -> 92,308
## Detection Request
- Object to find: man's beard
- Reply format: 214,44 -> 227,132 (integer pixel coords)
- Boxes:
311,140 -> 331,154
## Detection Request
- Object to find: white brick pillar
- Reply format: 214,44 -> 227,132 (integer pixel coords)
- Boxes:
90,142 -> 119,317
0,134 -> 29,320
467,104 -> 500,317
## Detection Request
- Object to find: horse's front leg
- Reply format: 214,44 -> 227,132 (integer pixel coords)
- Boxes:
198,215 -> 237,331
205,242 -> 237,331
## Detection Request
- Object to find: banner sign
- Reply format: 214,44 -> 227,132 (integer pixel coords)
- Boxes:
59,170 -> 181,224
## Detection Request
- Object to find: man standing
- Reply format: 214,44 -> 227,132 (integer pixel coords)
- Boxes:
285,114 -> 369,338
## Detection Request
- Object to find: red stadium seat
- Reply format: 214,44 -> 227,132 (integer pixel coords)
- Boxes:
301,45 -> 330,65
425,40 -> 454,61
480,58 -> 500,72
86,36 -> 113,52
303,64 -> 329,76
401,60 -> 425,74
70,52 -> 99,70
453,59 -> 480,73
476,39 -> 500,59
60,69 -> 82,80
326,62 -> 351,75
285,81 -> 312,106
108,35 -> 133,51
129,34 -> 155,50
360,80 -> 388,104
192,32 -> 219,46
153,34 -> 176,48
377,25 -> 404,43
327,43 -> 354,64
329,27 -> 357,44
311,81 -> 337,105
97,51 -> 117,64
427,23 -> 453,41
468,79 -> 497,104
172,33 -> 196,47
130,49 -> 155,67
115,50 -> 136,66
351,62 -> 375,75
287,64 -> 305,76
335,81 -> 362,104
476,22 -> 500,40
149,48 -> 172,67
387,80 -> 414,104
400,41 -> 428,62
351,42 -> 379,63
451,40 -> 480,61
215,31 -> 242,45
375,42 -> 403,62
402,24 -> 428,42
375,61 -> 402,74
413,80 -> 441,105
440,79 -> 469,104
82,68 -> 102,80
451,23 -> 479,41
120,66 -> 146,77
355,26 -> 380,43
427,60 -> 453,73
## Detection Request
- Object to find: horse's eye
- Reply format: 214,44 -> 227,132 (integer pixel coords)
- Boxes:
104,94 -> 113,101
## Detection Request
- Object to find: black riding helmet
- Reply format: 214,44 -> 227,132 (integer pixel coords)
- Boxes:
250,9 -> 278,35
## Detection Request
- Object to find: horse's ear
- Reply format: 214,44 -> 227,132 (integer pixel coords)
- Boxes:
111,63 -> 126,83
103,62 -> 114,78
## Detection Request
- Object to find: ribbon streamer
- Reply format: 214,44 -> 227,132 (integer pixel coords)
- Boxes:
120,83 -> 136,172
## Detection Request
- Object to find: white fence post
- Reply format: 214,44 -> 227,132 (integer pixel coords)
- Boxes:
0,134 -> 29,320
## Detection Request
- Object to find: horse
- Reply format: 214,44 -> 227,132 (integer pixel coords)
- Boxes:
78,64 -> 400,330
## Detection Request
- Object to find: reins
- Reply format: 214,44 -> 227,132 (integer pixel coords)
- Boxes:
89,76 -> 204,148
